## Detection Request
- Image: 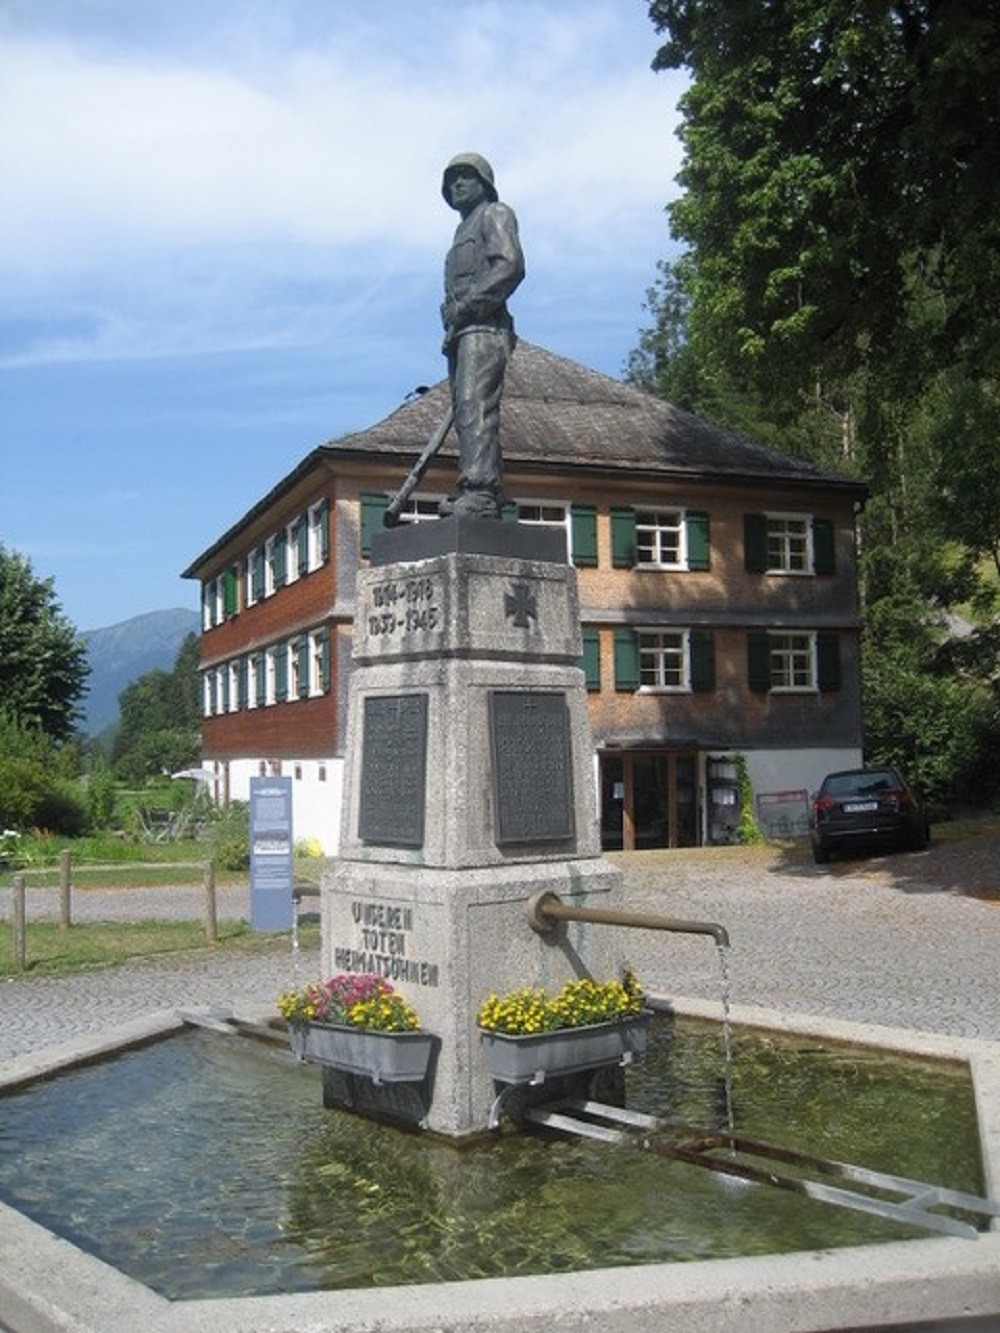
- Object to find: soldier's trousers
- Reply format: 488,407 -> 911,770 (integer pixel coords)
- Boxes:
447,329 -> 513,515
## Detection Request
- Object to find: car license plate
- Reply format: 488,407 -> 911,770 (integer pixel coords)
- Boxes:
843,801 -> 878,813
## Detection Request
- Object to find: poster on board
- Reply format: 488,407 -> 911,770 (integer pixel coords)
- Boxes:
249,775 -> 294,931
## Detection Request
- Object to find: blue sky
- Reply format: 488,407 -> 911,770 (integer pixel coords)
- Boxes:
0,1 -> 686,632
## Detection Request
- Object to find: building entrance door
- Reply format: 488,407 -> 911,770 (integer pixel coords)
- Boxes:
599,751 -> 700,851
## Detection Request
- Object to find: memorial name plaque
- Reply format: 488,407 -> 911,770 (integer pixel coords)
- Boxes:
358,693 -> 428,846
489,691 -> 574,845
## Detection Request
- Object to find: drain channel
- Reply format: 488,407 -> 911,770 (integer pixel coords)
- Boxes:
525,1099 -> 1000,1241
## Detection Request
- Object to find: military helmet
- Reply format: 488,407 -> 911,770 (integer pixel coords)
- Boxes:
442,152 -> 498,203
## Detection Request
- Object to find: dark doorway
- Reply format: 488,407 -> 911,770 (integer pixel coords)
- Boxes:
599,750 -> 700,851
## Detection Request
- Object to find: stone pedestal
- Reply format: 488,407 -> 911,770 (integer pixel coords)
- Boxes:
321,518 -> 625,1136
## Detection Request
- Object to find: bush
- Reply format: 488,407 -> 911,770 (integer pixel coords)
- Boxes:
209,802 -> 250,872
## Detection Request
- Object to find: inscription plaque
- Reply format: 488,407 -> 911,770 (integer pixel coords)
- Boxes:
489,691 -> 574,845
358,694 -> 428,847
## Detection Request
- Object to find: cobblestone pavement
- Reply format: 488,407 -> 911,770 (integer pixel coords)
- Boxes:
1,836 -> 998,1062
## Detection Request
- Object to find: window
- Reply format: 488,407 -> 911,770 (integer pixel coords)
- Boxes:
307,500 -> 329,569
613,628 -> 715,692
247,653 -> 260,709
227,660 -> 242,712
287,520 -> 303,584
395,494 -> 443,524
636,510 -> 684,567
770,633 -> 815,689
744,514 -> 836,575
311,628 -> 331,695
247,547 -> 265,605
265,532 -> 287,595
202,672 -> 214,717
747,631 -> 841,693
612,507 -> 710,571
639,631 -> 689,690
290,638 -> 309,699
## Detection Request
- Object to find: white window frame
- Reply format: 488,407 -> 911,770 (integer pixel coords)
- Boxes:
307,501 -> 328,568
637,629 -> 691,692
285,519 -> 301,585
769,631 -> 817,692
310,628 -> 329,696
227,660 -> 241,713
265,644 -> 279,705
766,513 -> 812,574
245,547 -> 262,607
264,534 -> 281,597
202,672 -> 214,717
246,653 -> 259,709
394,493 -> 446,525
515,500 -> 572,544
635,508 -> 686,569
289,636 -> 305,700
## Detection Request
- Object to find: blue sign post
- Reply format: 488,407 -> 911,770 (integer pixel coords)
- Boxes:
249,776 -> 294,931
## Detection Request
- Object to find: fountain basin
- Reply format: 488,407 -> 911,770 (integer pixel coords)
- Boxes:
1,999 -> 998,1333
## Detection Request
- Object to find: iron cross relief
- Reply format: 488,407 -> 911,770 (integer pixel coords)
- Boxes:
504,582 -> 537,628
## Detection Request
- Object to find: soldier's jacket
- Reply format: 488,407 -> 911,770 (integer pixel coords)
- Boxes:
442,200 -> 525,346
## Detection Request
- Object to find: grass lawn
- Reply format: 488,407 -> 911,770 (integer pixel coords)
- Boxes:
1,919 -> 320,979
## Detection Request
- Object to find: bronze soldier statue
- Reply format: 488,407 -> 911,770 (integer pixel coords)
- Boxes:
438,153 -> 525,519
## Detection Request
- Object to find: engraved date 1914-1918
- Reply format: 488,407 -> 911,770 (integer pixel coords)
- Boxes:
368,576 -> 441,638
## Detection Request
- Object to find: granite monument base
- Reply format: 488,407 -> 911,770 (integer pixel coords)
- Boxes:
321,856 -> 625,1137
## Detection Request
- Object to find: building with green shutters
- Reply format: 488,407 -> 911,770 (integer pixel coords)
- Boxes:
184,342 -> 867,853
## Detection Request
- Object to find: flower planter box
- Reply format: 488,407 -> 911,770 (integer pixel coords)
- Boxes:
289,1022 -> 435,1085
479,1011 -> 651,1085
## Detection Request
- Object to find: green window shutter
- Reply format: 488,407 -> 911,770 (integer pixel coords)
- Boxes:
360,493 -> 389,556
255,652 -> 266,706
251,548 -> 265,601
812,518 -> 836,575
817,631 -> 841,691
237,657 -> 248,708
744,513 -> 768,573
571,505 -> 598,566
580,626 -> 601,690
610,508 -> 636,568
272,531 -> 287,588
297,640 -> 310,697
748,631 -> 772,691
318,499 -> 330,562
221,666 -> 230,712
296,518 -> 309,575
501,501 -> 519,522
613,628 -> 640,691
690,631 -> 716,691
686,511 -> 711,571
275,646 -> 288,702
223,567 -> 238,618
318,630 -> 331,691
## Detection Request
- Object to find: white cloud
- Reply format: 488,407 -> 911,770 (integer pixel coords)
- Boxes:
0,2 -> 685,366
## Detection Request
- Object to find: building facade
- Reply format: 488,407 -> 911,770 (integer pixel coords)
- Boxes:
183,343 -> 867,853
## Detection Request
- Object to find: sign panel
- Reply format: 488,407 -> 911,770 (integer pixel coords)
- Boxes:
358,694 -> 429,847
489,691 -> 574,845
249,776 -> 294,930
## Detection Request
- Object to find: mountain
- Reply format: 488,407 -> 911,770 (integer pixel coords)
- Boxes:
81,607 -> 200,736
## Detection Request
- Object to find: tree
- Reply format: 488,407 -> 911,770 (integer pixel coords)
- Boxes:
113,633 -> 201,782
636,0 -> 1000,802
0,545 -> 89,742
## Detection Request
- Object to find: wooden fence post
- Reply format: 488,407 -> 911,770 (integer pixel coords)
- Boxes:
12,874 -> 26,971
204,860 -> 218,943
59,848 -> 72,931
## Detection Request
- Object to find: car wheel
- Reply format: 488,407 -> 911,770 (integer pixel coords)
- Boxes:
812,842 -> 830,865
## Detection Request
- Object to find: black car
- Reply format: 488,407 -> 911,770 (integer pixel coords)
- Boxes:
810,766 -> 929,864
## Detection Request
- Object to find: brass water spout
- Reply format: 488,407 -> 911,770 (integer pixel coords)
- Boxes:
526,890 -> 730,950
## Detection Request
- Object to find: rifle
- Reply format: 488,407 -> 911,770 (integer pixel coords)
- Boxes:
383,405 -> 455,527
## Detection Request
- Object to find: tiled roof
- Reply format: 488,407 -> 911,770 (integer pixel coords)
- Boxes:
327,341 -> 864,491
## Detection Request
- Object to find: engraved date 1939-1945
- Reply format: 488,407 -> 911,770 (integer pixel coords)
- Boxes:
368,577 -> 441,638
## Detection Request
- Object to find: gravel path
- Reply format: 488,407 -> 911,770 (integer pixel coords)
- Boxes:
2,837 -> 998,1062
